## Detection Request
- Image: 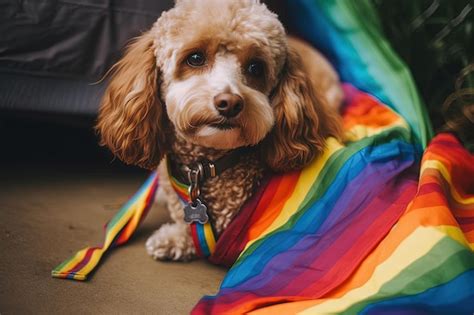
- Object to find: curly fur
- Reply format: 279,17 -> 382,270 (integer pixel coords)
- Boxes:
96,32 -> 169,169
97,0 -> 343,261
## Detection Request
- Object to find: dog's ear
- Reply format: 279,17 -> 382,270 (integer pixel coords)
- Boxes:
96,32 -> 167,170
261,48 -> 342,172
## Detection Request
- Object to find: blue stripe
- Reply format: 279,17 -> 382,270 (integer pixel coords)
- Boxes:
174,180 -> 212,257
196,224 -> 211,257
67,272 -> 76,280
361,270 -> 474,315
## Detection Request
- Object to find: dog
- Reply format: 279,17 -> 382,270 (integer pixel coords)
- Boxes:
96,0 -> 343,261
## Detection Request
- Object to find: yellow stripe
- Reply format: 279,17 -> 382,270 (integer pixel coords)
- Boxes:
435,225 -> 474,251
55,247 -> 90,274
74,248 -> 107,277
344,118 -> 407,142
421,160 -> 474,205
241,138 -> 343,254
203,223 -> 216,254
71,274 -> 86,281
299,226 -> 465,314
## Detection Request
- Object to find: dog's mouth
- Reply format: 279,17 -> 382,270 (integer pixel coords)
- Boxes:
186,119 -> 245,149
209,122 -> 238,130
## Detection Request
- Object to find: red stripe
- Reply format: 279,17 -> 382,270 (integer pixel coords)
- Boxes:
65,246 -> 100,275
176,189 -> 190,203
209,175 -> 275,266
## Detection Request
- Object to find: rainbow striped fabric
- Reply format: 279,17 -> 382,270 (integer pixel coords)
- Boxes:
192,85 -> 474,314
51,172 -> 159,280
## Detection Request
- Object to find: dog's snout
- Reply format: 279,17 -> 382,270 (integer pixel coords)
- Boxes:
214,93 -> 244,118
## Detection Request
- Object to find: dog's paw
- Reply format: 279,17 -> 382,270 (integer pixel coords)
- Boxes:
145,223 -> 196,261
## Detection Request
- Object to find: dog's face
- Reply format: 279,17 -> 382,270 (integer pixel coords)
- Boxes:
157,0 -> 286,150
97,0 -> 341,171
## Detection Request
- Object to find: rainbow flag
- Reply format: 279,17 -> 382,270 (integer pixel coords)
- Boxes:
192,85 -> 474,314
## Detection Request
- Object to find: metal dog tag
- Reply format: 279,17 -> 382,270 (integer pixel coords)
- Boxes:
184,199 -> 209,224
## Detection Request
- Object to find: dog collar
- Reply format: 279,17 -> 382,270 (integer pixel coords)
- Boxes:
168,169 -> 217,258
168,147 -> 248,186
166,148 -> 248,258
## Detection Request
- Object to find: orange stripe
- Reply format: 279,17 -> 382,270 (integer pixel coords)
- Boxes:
246,173 -> 300,242
115,202 -> 145,244
170,179 -> 189,200
342,95 -> 399,130
116,179 -> 158,244
421,171 -> 474,215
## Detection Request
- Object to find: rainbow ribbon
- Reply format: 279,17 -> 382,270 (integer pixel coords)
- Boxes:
52,167 -> 218,281
52,172 -> 159,280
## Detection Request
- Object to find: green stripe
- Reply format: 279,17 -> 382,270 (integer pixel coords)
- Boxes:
345,235 -> 474,314
52,253 -> 78,274
319,0 -> 433,147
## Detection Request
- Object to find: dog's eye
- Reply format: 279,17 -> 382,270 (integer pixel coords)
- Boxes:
247,60 -> 264,77
186,52 -> 206,67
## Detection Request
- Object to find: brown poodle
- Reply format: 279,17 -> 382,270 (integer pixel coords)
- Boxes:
96,0 -> 343,261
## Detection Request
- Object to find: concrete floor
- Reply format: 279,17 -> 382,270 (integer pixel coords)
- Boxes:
0,117 -> 226,314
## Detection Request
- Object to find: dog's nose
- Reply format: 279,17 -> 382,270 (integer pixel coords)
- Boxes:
214,93 -> 244,118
